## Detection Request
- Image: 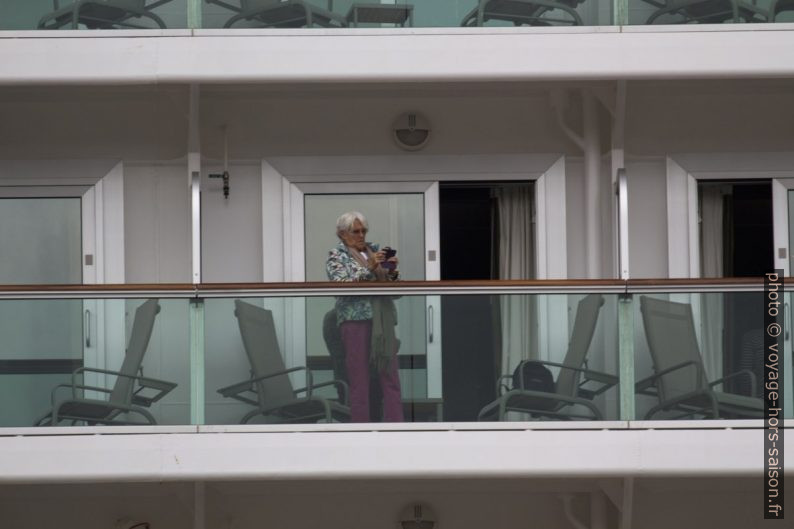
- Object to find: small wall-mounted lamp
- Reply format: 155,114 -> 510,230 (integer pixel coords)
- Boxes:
393,113 -> 431,151
399,504 -> 436,529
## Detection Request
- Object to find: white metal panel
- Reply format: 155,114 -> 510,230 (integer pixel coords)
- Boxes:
261,159 -> 284,282
0,426 -> 782,483
535,156 -> 567,280
3,28 -> 794,85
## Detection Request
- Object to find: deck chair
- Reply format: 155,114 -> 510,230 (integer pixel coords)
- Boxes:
461,0 -> 586,27
206,0 -> 347,28
38,0 -> 171,30
37,299 -> 176,426
641,0 -> 767,24
478,294 -> 617,421
218,300 -> 350,424
637,296 -> 763,420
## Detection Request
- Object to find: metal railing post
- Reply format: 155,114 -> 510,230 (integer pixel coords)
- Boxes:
190,297 -> 206,425
618,293 -> 635,421
188,0 -> 202,29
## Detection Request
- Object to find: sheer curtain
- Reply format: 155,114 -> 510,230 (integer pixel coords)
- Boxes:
700,185 -> 724,379
495,185 -> 535,377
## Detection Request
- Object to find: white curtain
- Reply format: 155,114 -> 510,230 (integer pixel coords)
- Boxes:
700,186 -> 724,379
495,186 -> 534,376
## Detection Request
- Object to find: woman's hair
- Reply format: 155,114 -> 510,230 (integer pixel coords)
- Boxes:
336,211 -> 369,239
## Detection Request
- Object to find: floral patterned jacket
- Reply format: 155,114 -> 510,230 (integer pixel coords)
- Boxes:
326,241 -> 394,323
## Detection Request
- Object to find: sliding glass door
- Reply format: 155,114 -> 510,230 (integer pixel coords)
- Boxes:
0,189 -> 92,426
289,182 -> 442,415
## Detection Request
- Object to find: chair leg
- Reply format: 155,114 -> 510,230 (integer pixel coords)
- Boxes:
72,1 -> 86,29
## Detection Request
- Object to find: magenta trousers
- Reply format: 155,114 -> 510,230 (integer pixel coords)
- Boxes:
339,320 -> 404,423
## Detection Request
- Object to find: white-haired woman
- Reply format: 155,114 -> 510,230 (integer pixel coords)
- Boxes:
326,211 -> 403,423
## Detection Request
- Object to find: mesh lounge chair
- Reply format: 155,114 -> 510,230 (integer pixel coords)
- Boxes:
218,300 -> 350,424
206,0 -> 347,28
461,0 -> 586,27
37,299 -> 176,426
478,294 -> 617,421
38,0 -> 171,30
641,0 -> 768,24
637,296 -> 763,419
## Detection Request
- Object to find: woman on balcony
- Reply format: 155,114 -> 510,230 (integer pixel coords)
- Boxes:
326,211 -> 403,423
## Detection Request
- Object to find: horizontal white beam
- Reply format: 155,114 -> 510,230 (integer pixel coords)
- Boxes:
0,426 -> 785,483
1,26 -> 794,85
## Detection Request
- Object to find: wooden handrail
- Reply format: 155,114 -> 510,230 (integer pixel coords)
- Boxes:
0,277 -> 788,298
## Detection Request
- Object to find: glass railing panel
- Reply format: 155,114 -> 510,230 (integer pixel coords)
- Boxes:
632,290 -> 771,421
203,292 -> 620,425
627,0 -> 779,25
0,297 -> 190,427
201,0 -> 616,29
0,0 -> 189,31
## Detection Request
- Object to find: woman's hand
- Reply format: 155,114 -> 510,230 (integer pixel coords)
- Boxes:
368,250 -> 386,270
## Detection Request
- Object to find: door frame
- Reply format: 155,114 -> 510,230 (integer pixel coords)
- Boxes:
285,180 -> 442,397
266,153 -> 568,282
286,181 -> 440,282
665,153 -> 794,411
666,153 -> 794,279
264,153 -> 569,402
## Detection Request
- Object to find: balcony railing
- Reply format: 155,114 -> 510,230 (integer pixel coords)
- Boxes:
1,0 -> 791,31
0,279 -> 788,429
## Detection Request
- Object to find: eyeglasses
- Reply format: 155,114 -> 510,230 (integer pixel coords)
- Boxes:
349,229 -> 368,236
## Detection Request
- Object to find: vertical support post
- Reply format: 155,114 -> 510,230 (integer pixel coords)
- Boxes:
194,481 -> 206,529
590,490 -> 608,529
617,168 -> 630,280
621,476 -> 634,529
189,84 -> 201,284
612,80 -> 627,280
618,293 -> 635,421
190,298 -> 205,425
188,0 -> 202,29
191,170 -> 201,283
582,88 -> 602,279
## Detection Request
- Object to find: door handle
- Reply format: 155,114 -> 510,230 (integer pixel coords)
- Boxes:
785,302 -> 790,341
84,309 -> 91,348
428,304 -> 434,344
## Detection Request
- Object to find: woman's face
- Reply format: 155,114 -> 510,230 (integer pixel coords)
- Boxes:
340,219 -> 368,251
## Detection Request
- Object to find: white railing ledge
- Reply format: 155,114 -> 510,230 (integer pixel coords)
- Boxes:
1,418 -> 789,438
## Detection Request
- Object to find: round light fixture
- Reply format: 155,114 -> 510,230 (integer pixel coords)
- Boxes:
393,112 -> 431,151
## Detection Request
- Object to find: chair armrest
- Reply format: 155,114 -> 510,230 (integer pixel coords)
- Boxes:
72,366 -> 176,407
218,366 -> 307,400
131,376 -> 178,406
294,378 -> 350,405
577,369 -> 619,398
146,0 -> 174,9
710,368 -> 757,395
50,383 -> 112,409
534,359 -> 618,393
495,374 -> 513,396
205,0 -> 242,13
72,366 -> 145,386
634,360 -> 701,393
